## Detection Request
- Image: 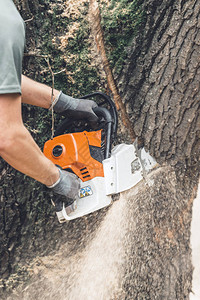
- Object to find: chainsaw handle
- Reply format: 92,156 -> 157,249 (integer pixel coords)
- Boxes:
54,92 -> 117,159
82,92 -> 118,138
93,107 -> 113,159
93,107 -> 113,124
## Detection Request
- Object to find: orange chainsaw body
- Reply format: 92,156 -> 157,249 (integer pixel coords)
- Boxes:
43,130 -> 104,182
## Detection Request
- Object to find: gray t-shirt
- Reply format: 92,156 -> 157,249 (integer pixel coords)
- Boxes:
0,0 -> 25,94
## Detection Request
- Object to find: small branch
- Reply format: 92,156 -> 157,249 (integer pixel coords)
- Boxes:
23,52 -> 49,58
24,16 -> 34,23
54,69 -> 66,75
24,51 -> 65,139
45,57 -> 55,139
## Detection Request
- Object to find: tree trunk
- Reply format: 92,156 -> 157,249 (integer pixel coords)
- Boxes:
119,0 -> 200,169
116,1 -> 200,297
0,0 -> 199,299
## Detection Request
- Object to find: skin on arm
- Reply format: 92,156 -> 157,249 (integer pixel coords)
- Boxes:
21,75 -> 60,108
0,93 -> 59,186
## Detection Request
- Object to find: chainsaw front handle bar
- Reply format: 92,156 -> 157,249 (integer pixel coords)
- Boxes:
54,92 -> 118,159
93,106 -> 113,123
93,106 -> 113,159
81,92 -> 118,138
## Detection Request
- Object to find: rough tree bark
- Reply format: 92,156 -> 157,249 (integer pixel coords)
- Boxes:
119,0 -> 200,168
0,0 -> 199,299
116,0 -> 200,298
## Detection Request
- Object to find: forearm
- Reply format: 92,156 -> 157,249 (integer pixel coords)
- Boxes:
21,75 -> 98,128
0,93 -> 59,185
0,124 -> 59,185
21,75 -> 60,109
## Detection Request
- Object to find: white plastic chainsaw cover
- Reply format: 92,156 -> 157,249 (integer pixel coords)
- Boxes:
103,143 -> 143,195
61,177 -> 112,221
59,142 -> 157,221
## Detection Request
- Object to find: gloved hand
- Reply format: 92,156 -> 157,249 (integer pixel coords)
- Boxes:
47,168 -> 80,223
52,92 -> 99,127
47,168 -> 80,200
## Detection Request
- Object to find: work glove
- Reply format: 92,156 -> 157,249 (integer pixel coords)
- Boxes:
47,168 -> 80,222
47,168 -> 80,199
52,92 -> 99,127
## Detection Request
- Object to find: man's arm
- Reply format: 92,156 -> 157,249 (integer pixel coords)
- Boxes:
21,75 -> 99,127
21,75 -> 59,108
0,93 -> 59,186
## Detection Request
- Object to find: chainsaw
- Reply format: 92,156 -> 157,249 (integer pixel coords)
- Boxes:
43,92 -> 157,222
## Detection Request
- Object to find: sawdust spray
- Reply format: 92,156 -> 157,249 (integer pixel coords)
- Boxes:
8,193 -> 131,300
